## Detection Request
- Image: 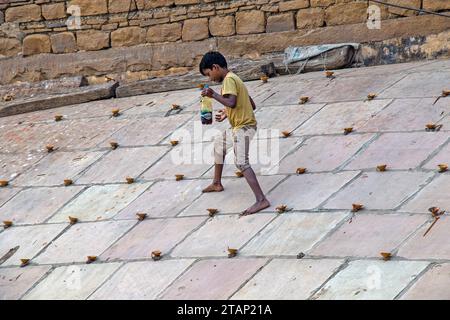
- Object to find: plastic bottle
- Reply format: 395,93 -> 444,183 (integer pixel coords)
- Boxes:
200,84 -> 213,125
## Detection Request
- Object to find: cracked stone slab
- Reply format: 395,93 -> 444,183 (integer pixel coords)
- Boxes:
379,71 -> 450,99
0,224 -> 67,266
34,220 -> 137,265
101,217 -> 206,261
358,98 -> 450,132
0,266 -> 51,300
310,214 -> 428,258
48,183 -> 152,223
241,212 -> 347,256
263,171 -> 360,211
400,263 -> 450,300
295,100 -> 391,135
0,186 -> 84,225
397,216 -> 450,260
231,259 -> 345,300
311,260 -> 429,300
12,150 -> 106,187
171,214 -> 275,258
115,180 -> 204,219
141,142 -> 214,180
22,263 -> 122,300
179,175 -> 285,216
277,134 -> 374,173
76,146 -> 168,184
323,171 -> 434,210
89,260 -> 195,300
159,258 -> 267,300
400,174 -> 450,214
345,132 -> 448,170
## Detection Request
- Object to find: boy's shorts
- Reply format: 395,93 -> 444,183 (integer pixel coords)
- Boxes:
213,125 -> 257,172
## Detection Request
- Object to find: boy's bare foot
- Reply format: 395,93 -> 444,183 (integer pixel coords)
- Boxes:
240,198 -> 270,216
202,183 -> 224,193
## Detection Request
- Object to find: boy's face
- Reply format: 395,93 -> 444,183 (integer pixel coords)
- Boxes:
202,64 -> 224,83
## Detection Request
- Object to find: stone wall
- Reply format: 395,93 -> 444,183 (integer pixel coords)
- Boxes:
0,0 -> 449,84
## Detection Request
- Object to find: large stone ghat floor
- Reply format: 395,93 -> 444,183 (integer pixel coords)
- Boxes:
0,59 -> 449,300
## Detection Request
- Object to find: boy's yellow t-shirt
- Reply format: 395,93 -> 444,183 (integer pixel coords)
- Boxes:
221,72 -> 257,131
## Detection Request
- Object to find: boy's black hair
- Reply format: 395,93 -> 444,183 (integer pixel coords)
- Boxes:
199,51 -> 228,76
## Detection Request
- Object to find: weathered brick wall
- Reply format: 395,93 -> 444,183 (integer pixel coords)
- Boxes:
1,0 -> 449,59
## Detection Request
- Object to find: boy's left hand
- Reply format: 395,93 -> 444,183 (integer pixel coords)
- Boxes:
201,87 -> 215,98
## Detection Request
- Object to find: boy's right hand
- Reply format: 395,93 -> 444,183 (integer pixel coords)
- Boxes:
215,109 -> 227,122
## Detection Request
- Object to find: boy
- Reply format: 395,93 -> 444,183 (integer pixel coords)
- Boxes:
199,51 -> 270,215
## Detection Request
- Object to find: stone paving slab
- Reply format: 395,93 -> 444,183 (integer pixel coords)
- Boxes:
312,260 -> 428,300
294,100 -> 391,136
0,97 -> 138,126
400,263 -> 450,300
345,132 -> 448,170
311,260 -> 429,300
106,114 -> 193,147
438,114 -> 450,130
423,142 -> 450,170
397,216 -> 450,260
12,150 -> 106,187
260,73 -> 403,105
254,104 -> 325,135
310,214 -> 428,258
288,74 -> 403,105
0,186 -> 84,225
379,71 -> 450,99
277,134 -> 374,173
22,263 -> 122,300
0,188 -> 21,207
400,174 -> 450,214
48,183 -> 152,223
89,260 -> 195,300
358,98 -> 450,132
115,180 -> 205,219
159,258 -> 267,300
323,172 -> 433,210
204,138 -> 302,177
141,142 -> 214,180
171,214 -> 275,258
179,175 -> 285,216
101,217 -> 206,261
164,119 -> 229,145
230,259 -> 345,300
34,220 -> 137,265
0,266 -> 51,300
0,224 -> 67,266
241,212 -> 348,256
76,146 -> 168,184
0,117 -> 123,154
262,172 -> 360,211
0,152 -> 45,182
